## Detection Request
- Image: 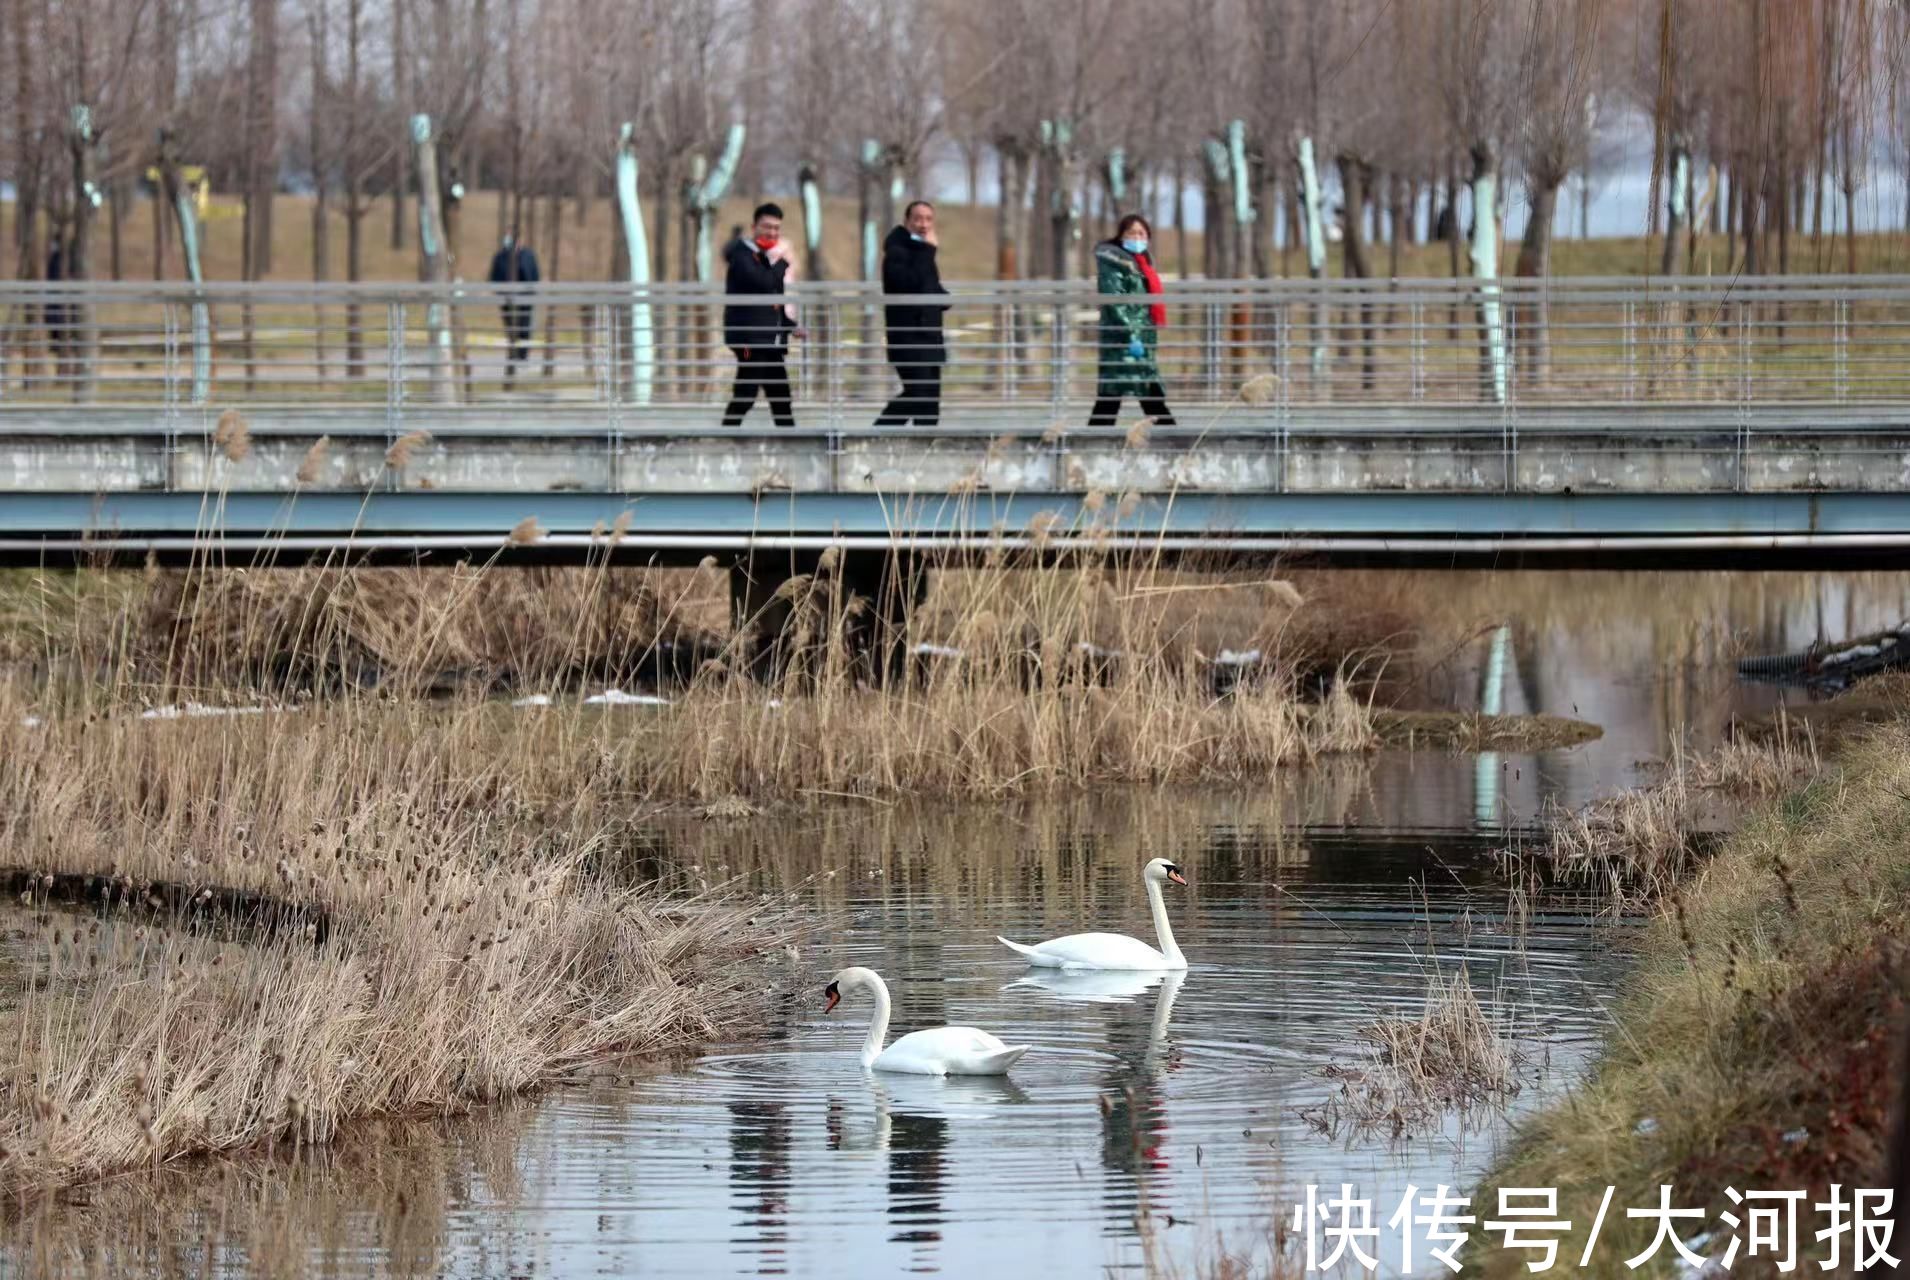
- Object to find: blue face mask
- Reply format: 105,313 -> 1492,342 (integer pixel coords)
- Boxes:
1122,237 -> 1149,255
909,232 -> 925,243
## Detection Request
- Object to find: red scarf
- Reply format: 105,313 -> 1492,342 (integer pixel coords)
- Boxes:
1135,250 -> 1166,328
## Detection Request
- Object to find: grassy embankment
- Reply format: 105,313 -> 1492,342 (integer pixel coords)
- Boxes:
1475,680 -> 1910,1273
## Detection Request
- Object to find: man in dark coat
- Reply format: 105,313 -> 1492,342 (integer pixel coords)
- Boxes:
721,203 -> 800,428
487,234 -> 540,388
874,200 -> 950,426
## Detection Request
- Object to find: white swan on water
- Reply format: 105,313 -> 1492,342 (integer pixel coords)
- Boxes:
997,857 -> 1189,971
824,966 -> 1031,1076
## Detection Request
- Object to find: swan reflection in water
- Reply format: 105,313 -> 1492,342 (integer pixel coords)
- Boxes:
1001,967 -> 1188,1181
1090,970 -> 1186,1177
825,1073 -> 1031,1267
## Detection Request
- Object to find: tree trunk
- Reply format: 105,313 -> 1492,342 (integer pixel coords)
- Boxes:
412,116 -> 454,404
1337,157 -> 1374,278
1659,144 -> 1686,276
1387,171 -> 1405,280
108,180 -> 123,280
1842,116 -> 1859,276
346,198 -> 365,377
153,0 -> 179,280
1446,157 -> 1463,338
11,0 -> 42,388
389,0 -> 407,251
996,140 -> 1027,396
309,0 -> 330,382
1337,156 -> 1375,390
342,0 -> 365,378
541,183 -> 560,381
1515,173 -> 1562,385
248,0 -> 279,278
1030,143 -> 1053,278
1172,154 -> 1188,279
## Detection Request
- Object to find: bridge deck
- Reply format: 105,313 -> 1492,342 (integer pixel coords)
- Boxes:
4,277 -> 1910,565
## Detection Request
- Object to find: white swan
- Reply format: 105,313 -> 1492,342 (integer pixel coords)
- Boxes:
997,857 -> 1188,970
824,966 -> 1031,1076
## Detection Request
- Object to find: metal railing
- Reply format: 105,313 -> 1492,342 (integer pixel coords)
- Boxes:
2,275 -> 1908,430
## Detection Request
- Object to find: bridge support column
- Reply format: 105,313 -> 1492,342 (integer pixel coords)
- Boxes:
728,548 -> 926,686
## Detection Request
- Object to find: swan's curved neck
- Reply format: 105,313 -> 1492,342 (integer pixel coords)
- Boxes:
859,973 -> 892,1067
1146,876 -> 1184,966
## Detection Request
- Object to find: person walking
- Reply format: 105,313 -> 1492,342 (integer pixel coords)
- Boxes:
874,200 -> 950,426
487,233 -> 540,389
1088,214 -> 1176,427
721,203 -> 801,428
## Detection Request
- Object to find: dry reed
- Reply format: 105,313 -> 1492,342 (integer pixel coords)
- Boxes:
0,547 -> 1384,802
213,409 -> 251,463
295,434 -> 331,485
1304,967 -> 1526,1140
0,687 -> 801,1199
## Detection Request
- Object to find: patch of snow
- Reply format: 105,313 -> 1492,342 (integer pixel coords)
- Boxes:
20,715 -> 42,728
510,694 -> 553,708
583,688 -> 672,707
910,643 -> 966,659
141,702 -> 273,720
1213,648 -> 1263,666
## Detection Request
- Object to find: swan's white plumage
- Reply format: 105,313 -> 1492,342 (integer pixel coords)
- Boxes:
998,930 -> 1175,970
826,966 -> 1030,1076
875,1028 -> 1027,1076
998,857 -> 1189,971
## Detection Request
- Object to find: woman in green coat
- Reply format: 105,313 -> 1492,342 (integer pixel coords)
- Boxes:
1089,213 -> 1177,427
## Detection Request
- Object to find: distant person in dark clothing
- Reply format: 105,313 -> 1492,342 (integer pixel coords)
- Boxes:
487,234 -> 540,388
44,241 -> 75,381
874,200 -> 950,427
721,203 -> 802,428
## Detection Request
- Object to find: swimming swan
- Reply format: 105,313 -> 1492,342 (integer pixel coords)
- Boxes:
997,858 -> 1188,970
824,966 -> 1031,1076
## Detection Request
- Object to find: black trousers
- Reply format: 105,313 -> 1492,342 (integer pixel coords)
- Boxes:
723,347 -> 796,427
875,361 -> 942,427
500,304 -> 533,369
1088,381 -> 1176,427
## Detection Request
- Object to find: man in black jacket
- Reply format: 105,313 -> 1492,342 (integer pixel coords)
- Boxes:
875,200 -> 950,426
721,203 -> 800,427
487,234 -> 540,389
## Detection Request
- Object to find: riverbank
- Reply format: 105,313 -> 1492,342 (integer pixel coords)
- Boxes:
0,694 -> 801,1200
1475,712 -> 1910,1273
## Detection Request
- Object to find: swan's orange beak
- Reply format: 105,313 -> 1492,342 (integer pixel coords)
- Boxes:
824,981 -> 841,1014
1167,867 -> 1188,886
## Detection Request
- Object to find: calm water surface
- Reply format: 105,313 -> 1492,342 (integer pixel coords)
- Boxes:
10,572 -> 1910,1280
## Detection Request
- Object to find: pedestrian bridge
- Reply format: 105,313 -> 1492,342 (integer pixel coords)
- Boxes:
3,276 -> 1909,568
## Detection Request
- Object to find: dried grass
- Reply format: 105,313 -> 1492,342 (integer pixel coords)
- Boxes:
1304,967 -> 1526,1140
1543,734 -> 1817,910
212,409 -> 251,463
0,688 -> 801,1199
383,430 -> 431,470
1,548 -> 1390,802
294,435 -> 330,486
1480,721 -> 1910,1271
